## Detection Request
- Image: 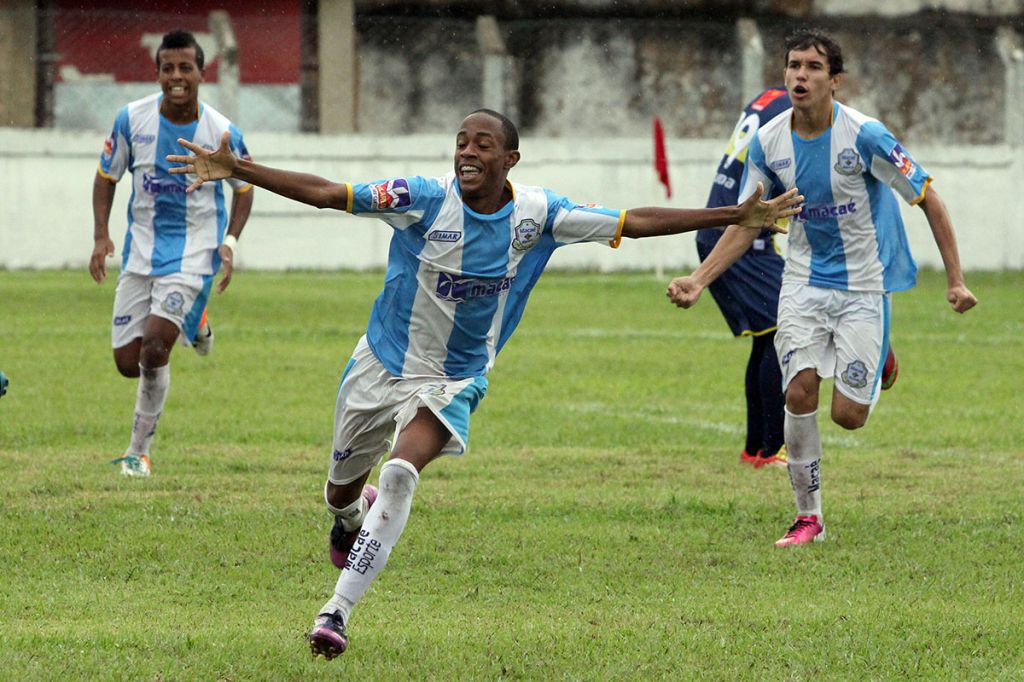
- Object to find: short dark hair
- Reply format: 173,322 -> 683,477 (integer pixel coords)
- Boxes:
470,108 -> 519,151
156,29 -> 205,70
784,29 -> 843,76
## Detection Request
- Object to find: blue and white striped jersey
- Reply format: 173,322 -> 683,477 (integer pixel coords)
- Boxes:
98,93 -> 252,277
347,173 -> 625,379
739,101 -> 930,293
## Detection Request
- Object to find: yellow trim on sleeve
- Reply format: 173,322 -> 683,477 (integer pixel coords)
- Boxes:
233,183 -> 253,193
96,164 -> 118,183
909,176 -> 932,206
608,210 -> 626,249
345,182 -> 354,212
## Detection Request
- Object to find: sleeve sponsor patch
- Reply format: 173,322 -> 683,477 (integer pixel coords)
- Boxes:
370,178 -> 412,210
888,144 -> 916,178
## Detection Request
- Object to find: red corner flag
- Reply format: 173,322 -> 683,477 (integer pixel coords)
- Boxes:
653,116 -> 672,198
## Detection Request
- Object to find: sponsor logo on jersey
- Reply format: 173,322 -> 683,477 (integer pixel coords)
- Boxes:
841,359 -> 868,388
370,178 -> 411,210
435,272 -> 516,303
428,230 -> 462,243
750,88 -> 787,112
512,218 -> 541,251
769,158 -> 792,171
796,200 -> 858,222
888,144 -> 915,178
102,137 -> 114,159
131,133 -> 155,145
161,291 -> 185,316
420,383 -> 447,397
143,173 -> 187,195
113,314 -> 132,326
834,148 -> 864,176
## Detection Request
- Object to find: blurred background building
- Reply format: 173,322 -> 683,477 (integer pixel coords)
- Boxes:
1,0 -> 1022,271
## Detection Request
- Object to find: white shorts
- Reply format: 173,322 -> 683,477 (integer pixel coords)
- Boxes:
111,271 -> 212,349
328,335 -> 489,485
774,281 -> 891,405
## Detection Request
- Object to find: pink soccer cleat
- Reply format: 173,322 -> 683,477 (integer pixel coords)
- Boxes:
774,515 -> 825,547
308,611 -> 348,659
329,484 -> 378,568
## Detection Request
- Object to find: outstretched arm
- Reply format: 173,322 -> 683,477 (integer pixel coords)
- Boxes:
918,185 -> 977,313
665,225 -> 761,308
621,183 -> 802,239
167,131 -> 348,211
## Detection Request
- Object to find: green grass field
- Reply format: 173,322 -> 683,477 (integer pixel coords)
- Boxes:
1,269 -> 1022,680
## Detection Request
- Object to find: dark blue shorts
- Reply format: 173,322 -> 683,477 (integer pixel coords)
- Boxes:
695,229 -> 784,337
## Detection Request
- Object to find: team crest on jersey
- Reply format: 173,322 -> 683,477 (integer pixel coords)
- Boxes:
371,178 -> 412,210
834,148 -> 863,176
888,144 -> 916,178
162,292 -> 185,316
512,218 -> 541,251
841,359 -> 868,388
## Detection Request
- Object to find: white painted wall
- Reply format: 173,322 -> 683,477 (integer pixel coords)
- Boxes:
1,128 -> 1020,273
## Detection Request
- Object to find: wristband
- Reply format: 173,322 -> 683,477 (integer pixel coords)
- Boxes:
222,234 -> 238,251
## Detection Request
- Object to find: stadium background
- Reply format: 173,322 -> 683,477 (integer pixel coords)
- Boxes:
1,0 -> 1022,272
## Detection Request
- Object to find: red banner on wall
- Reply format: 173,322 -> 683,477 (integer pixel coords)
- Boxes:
55,0 -> 301,84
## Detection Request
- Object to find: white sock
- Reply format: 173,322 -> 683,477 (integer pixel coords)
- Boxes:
326,481 -> 368,533
321,458 -> 419,623
127,364 -> 170,456
784,408 -> 822,519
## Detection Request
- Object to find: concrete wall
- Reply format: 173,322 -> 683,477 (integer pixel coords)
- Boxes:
1,128 -> 1020,274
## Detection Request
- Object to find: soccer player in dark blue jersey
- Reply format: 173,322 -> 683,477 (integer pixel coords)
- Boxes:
694,87 -> 793,469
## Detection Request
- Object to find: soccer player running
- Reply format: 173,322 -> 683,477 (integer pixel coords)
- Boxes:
694,86 -> 900,470
90,30 -> 254,477
667,29 -> 977,547
167,109 -> 802,658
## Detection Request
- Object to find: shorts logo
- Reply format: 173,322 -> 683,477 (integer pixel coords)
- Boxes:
428,230 -> 462,243
370,178 -> 411,210
781,349 -> 796,365
435,272 -> 516,303
769,158 -> 792,171
512,218 -> 541,251
834,148 -> 863,176
420,383 -> 447,397
841,359 -> 868,388
888,144 -> 916,178
132,133 -> 155,145
162,291 -> 185,316
333,447 -> 354,462
113,314 -> 132,326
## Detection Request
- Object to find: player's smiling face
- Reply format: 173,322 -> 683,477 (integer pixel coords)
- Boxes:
785,46 -> 838,112
454,113 -> 520,212
157,47 -> 203,109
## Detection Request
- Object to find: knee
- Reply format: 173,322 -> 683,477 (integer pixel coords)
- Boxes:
140,336 -> 171,367
832,406 -> 868,430
786,382 -> 818,413
113,349 -> 140,377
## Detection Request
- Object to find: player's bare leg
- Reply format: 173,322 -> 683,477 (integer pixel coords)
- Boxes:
309,408 -> 449,659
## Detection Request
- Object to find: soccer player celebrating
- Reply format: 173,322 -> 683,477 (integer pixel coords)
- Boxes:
668,29 -> 976,547
90,30 -> 253,477
167,108 -> 802,658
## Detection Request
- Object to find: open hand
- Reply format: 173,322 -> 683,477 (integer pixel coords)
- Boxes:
166,131 -> 236,193
735,182 -> 803,233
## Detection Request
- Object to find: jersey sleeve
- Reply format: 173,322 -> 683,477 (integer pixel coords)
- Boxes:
348,176 -> 445,231
226,123 -> 253,192
544,190 -> 625,248
97,106 -> 131,182
736,133 -> 777,203
856,121 -> 932,205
